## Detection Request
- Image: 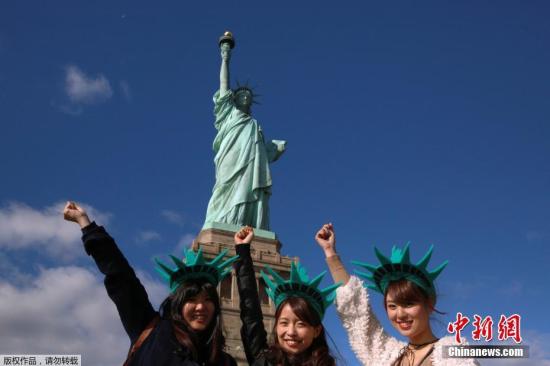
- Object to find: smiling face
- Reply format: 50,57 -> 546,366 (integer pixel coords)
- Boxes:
385,295 -> 432,341
384,280 -> 434,343
275,300 -> 322,355
182,290 -> 216,332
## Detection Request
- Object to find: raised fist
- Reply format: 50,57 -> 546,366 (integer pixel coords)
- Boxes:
63,201 -> 91,228
234,226 -> 254,245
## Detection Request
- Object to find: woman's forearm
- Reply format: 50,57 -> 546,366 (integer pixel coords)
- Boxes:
325,254 -> 350,285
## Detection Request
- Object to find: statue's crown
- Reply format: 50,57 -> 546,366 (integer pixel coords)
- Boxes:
233,81 -> 261,105
352,243 -> 448,297
155,247 -> 239,292
261,262 -> 340,319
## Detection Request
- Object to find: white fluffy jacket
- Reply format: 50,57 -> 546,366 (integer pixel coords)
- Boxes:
335,276 -> 479,366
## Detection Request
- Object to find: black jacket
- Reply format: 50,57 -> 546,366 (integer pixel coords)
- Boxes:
234,244 -> 272,366
82,223 -> 237,366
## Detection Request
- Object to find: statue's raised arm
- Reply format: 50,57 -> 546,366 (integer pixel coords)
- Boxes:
219,31 -> 233,94
204,31 -> 286,232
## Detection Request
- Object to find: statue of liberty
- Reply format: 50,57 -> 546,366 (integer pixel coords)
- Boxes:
204,32 -> 286,231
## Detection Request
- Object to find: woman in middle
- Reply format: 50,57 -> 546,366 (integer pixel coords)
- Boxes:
233,226 -> 339,366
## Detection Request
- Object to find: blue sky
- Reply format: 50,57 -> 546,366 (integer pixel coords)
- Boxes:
1,1 -> 549,365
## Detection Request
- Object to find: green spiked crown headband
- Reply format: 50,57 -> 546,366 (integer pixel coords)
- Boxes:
155,248 -> 239,292
261,262 -> 341,319
352,243 -> 448,297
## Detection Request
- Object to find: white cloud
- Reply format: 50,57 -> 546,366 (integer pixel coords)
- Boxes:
65,65 -> 113,104
136,230 -> 162,244
0,200 -> 170,365
0,264 -> 167,366
0,201 -> 111,259
161,209 -> 186,226
0,266 -> 126,366
522,329 -> 550,365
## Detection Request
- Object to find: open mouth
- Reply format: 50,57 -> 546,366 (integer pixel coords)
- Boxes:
283,339 -> 301,347
192,314 -> 208,322
397,320 -> 413,331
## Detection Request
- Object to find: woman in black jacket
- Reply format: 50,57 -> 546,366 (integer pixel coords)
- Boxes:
233,226 -> 339,366
63,202 -> 237,366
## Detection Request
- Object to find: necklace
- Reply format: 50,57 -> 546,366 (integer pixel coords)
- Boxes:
408,338 -> 439,350
397,339 -> 439,366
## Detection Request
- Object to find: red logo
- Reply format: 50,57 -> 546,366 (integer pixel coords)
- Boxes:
448,313 -> 522,343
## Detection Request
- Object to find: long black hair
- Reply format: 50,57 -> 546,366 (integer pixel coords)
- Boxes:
160,279 -> 226,364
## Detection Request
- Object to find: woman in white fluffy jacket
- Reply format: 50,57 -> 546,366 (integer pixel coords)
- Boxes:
315,223 -> 479,366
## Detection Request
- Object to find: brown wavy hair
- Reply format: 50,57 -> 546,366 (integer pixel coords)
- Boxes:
383,279 -> 436,310
266,297 -> 336,366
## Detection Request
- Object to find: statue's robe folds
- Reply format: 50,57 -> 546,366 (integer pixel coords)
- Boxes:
204,89 -> 285,230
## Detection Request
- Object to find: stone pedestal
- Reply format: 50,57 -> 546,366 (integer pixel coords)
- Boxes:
192,227 -> 296,365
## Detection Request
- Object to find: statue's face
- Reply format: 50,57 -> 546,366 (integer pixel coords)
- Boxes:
234,89 -> 253,110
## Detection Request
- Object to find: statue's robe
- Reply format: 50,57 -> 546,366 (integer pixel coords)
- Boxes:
204,89 -> 285,230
